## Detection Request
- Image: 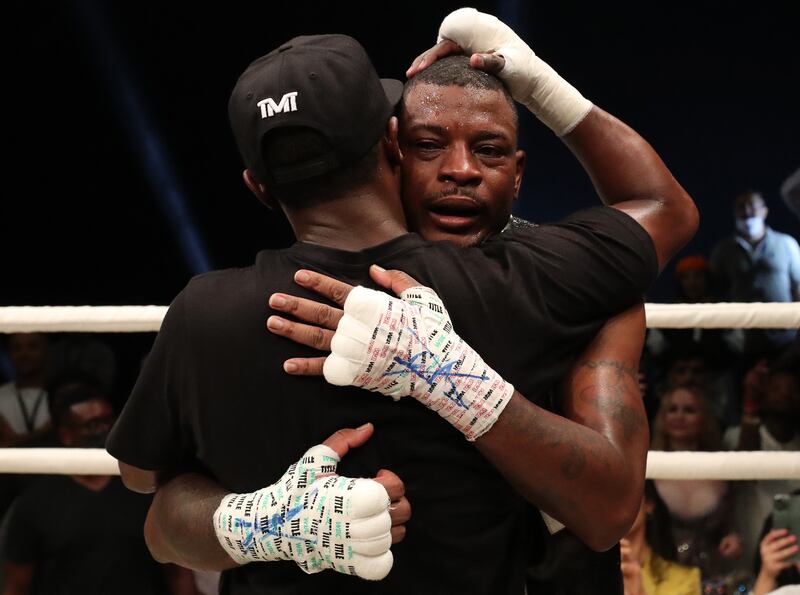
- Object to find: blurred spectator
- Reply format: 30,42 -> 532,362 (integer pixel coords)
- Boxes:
724,361 -> 800,454
647,255 -> 742,367
0,334 -> 51,447
710,191 -> 800,355
620,481 -> 701,595
651,384 -> 744,583
47,334 -> 117,395
654,349 -> 736,430
675,255 -> 716,303
0,378 -> 197,595
781,167 -> 800,221
752,490 -> 800,595
724,359 -> 800,571
662,352 -> 710,395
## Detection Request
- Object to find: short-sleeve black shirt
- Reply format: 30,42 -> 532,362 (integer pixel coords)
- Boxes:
108,207 -> 656,595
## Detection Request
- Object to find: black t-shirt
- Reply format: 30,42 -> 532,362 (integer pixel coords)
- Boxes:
1,476 -> 166,595
107,207 -> 657,595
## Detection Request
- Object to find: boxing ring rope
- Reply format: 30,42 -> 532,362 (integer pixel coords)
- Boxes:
0,303 -> 798,479
1,302 -> 799,333
0,448 -> 796,480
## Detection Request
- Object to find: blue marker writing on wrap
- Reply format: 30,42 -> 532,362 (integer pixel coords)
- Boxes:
238,489 -> 318,548
386,327 -> 488,408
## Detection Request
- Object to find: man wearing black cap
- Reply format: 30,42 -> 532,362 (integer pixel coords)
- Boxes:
108,26 -> 697,595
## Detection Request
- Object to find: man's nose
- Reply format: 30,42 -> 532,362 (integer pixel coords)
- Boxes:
438,144 -> 481,186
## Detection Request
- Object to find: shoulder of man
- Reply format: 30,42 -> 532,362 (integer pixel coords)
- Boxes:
501,214 -> 538,234
168,264 -> 263,323
767,227 -> 800,247
497,206 -> 656,258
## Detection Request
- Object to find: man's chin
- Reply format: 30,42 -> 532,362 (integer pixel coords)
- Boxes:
424,226 -> 486,248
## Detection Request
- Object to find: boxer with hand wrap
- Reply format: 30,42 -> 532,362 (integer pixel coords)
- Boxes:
111,9 -> 698,593
413,7 -> 593,137
325,284 -> 513,441
213,442 -> 393,579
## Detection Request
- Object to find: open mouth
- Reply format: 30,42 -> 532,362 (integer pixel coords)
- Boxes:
427,196 -> 483,231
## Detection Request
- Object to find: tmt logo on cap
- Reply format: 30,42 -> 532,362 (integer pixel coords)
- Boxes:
257,91 -> 299,118
228,34 -> 403,184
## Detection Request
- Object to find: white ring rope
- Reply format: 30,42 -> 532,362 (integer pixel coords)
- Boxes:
0,303 -> 799,332
0,306 -> 168,333
0,449 -> 120,475
0,304 -> 796,479
645,302 -> 800,329
0,449 -> 796,479
646,451 -> 800,480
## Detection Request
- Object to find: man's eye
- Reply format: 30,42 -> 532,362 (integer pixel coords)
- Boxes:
476,145 -> 504,157
416,141 -> 441,152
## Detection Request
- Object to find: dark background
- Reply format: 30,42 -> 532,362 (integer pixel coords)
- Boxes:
3,1 -> 799,389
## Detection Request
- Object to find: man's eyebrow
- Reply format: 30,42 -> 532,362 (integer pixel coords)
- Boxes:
473,130 -> 511,142
405,124 -> 511,141
405,123 -> 448,135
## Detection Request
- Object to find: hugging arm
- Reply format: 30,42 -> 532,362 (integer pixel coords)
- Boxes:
269,268 -> 648,551
474,303 -> 647,549
119,426 -> 411,574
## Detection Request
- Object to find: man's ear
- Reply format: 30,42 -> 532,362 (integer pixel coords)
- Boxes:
243,169 -> 279,210
513,149 -> 526,201
384,116 -> 403,166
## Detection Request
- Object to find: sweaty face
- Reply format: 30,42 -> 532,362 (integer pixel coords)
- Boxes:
399,83 -> 524,247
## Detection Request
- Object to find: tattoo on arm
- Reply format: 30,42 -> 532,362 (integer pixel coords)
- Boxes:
561,442 -> 587,480
584,359 -> 637,381
578,359 -> 642,443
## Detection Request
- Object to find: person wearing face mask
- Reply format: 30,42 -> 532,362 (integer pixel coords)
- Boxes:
710,191 -> 800,356
0,377 -> 198,595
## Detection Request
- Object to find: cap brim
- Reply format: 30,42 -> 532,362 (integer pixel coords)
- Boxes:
381,78 -> 404,110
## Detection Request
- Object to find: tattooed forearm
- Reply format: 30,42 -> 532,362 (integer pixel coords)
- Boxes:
576,359 -> 643,443
578,383 -> 641,442
505,396 -> 594,480
583,359 -> 638,380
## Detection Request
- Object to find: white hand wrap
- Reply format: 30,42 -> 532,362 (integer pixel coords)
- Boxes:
437,7 -> 592,136
213,444 -> 393,580
324,286 -> 514,441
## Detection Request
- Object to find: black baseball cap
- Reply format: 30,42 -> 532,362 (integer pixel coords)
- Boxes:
229,34 -> 403,185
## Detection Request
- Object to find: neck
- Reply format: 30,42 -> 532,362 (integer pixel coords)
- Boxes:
284,182 -> 408,251
15,374 -> 43,389
70,475 -> 112,492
